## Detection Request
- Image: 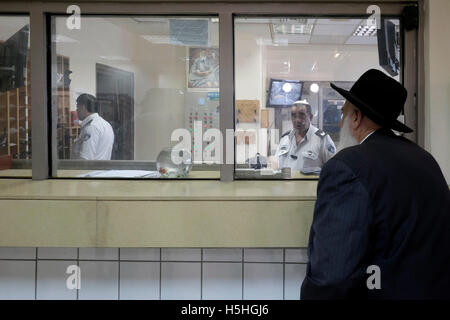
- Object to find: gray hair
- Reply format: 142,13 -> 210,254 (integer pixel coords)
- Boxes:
292,100 -> 312,115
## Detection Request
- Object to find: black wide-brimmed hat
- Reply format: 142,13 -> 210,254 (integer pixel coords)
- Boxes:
330,69 -> 413,133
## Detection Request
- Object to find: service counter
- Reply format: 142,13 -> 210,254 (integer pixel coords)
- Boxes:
0,178 -> 317,248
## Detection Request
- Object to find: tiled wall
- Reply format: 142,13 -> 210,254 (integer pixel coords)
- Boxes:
0,247 -> 307,300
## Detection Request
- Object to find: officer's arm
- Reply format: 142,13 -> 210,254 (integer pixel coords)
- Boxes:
301,158 -> 372,299
80,126 -> 100,160
268,143 -> 282,170
273,135 -> 291,169
321,134 -> 336,164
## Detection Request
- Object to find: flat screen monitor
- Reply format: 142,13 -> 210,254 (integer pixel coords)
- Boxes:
267,79 -> 303,108
377,20 -> 400,77
0,24 -> 29,92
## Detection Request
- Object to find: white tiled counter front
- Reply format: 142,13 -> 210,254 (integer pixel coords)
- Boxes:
0,247 -> 308,300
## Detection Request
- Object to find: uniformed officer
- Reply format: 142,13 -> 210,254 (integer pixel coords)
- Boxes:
269,100 -> 336,174
72,93 -> 114,160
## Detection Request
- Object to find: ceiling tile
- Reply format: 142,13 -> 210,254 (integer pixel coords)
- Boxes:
313,24 -> 357,36
345,36 -> 378,45
309,35 -> 348,45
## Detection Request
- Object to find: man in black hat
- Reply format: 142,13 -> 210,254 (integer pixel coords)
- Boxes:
301,69 -> 450,300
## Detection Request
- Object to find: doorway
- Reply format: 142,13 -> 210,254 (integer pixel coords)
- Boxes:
96,63 -> 134,160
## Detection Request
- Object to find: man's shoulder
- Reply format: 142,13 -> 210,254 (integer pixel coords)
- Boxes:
87,118 -> 103,130
308,125 -> 331,143
312,127 -> 327,139
330,131 -> 437,178
326,145 -> 367,175
333,145 -> 362,160
279,131 -> 293,146
92,116 -> 112,128
319,156 -> 359,188
281,130 -> 293,139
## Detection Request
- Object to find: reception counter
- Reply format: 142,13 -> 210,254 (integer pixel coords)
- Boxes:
0,178 -> 317,248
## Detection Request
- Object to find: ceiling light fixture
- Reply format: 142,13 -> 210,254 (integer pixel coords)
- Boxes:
282,83 -> 292,93
310,83 -> 319,93
273,23 -> 313,35
353,25 -> 377,37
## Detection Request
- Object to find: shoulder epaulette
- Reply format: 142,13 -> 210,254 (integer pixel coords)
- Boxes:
315,129 -> 327,138
281,130 -> 291,138
81,119 -> 93,127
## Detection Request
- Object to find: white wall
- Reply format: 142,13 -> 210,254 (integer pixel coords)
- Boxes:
235,24 -> 266,102
55,18 -> 221,161
55,18 -> 143,104
55,18 -> 188,161
424,0 -> 450,184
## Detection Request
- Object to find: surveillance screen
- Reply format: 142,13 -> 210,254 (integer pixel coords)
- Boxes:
268,79 -> 303,107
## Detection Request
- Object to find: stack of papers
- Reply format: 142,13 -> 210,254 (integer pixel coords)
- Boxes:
77,170 -> 161,178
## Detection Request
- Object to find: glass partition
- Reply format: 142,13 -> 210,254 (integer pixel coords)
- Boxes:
50,15 -> 220,179
234,16 -> 401,179
0,15 -> 31,177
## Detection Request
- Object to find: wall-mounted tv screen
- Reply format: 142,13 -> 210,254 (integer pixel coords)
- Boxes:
377,19 -> 400,77
0,24 -> 29,92
267,79 -> 303,108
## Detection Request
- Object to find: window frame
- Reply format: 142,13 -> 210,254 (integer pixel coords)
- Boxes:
0,0 -> 423,181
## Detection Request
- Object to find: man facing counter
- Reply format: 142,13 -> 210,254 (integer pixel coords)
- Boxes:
269,100 -> 336,174
301,69 -> 450,300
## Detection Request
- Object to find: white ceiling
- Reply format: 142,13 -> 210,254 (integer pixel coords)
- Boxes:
271,18 -> 383,46
94,16 -> 398,47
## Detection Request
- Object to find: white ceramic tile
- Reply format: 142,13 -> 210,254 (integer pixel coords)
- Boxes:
120,262 -> 160,300
285,264 -> 307,300
78,261 -> 119,300
79,248 -> 118,260
0,247 -> 36,259
120,248 -> 160,261
0,261 -> 36,300
203,249 -> 242,262
161,262 -> 201,300
243,263 -> 283,300
38,248 -> 78,260
36,260 -> 77,300
244,249 -> 283,262
203,263 -> 242,300
285,248 -> 308,263
161,248 -> 201,261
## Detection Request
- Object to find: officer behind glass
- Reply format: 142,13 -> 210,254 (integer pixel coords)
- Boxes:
269,100 -> 336,174
72,93 -> 114,160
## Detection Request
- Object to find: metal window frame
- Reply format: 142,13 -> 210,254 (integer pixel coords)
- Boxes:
0,1 -> 422,181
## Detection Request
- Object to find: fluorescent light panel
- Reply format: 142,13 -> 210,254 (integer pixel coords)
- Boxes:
353,25 -> 377,37
273,24 -> 313,35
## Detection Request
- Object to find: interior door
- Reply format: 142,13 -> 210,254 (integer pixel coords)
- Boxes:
96,63 -> 134,160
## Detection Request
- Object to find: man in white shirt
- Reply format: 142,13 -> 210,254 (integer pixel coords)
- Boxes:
269,100 -> 336,174
72,93 -> 114,160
